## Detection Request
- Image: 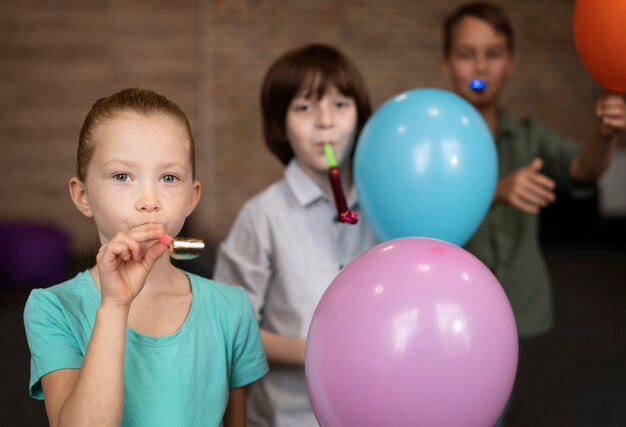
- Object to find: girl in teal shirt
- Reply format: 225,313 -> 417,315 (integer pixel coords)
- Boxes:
24,88 -> 268,427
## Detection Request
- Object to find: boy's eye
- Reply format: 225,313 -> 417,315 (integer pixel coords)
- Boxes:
455,51 -> 473,60
293,103 -> 311,112
113,173 -> 129,182
162,174 -> 178,183
335,99 -> 352,108
486,49 -> 505,59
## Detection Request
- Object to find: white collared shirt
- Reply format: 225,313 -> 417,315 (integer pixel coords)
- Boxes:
214,160 -> 378,427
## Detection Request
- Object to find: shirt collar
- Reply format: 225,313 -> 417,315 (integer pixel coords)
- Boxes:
285,160 -> 325,207
284,160 -> 359,209
497,108 -> 517,140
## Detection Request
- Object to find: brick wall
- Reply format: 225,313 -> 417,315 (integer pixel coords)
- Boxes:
0,0 -> 613,252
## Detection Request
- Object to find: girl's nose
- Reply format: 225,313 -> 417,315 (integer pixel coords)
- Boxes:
136,186 -> 160,212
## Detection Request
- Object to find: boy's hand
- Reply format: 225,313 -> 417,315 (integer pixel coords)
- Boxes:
596,93 -> 626,141
96,223 -> 168,307
495,158 -> 556,214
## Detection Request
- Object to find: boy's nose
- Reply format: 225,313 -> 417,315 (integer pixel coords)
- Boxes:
316,105 -> 335,128
475,55 -> 488,73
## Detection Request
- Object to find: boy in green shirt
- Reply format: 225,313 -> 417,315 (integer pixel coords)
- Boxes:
442,1 -> 625,338
442,3 -> 625,425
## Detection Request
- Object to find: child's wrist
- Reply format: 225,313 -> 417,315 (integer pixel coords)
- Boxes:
99,299 -> 132,316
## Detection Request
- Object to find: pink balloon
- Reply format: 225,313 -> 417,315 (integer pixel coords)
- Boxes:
306,238 -> 518,427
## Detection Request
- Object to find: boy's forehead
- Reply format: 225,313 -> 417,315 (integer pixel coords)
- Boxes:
296,77 -> 347,99
452,16 -> 509,47
297,69 -> 351,96
295,84 -> 342,98
298,72 -> 324,94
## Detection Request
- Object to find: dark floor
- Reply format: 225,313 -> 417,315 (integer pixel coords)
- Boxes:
507,230 -> 626,426
1,220 -> 625,426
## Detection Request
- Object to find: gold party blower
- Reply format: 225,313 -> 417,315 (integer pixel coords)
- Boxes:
159,234 -> 205,260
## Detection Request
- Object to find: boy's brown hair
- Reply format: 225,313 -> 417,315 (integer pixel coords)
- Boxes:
443,2 -> 514,56
261,44 -> 372,165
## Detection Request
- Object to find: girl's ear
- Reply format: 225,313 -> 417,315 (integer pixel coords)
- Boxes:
69,177 -> 94,218
186,180 -> 202,217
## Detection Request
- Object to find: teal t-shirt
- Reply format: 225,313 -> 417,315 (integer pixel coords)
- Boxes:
24,270 -> 269,427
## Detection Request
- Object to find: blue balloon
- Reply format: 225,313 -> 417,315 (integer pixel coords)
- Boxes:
355,88 -> 497,246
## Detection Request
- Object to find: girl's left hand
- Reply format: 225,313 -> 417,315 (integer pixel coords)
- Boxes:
96,223 -> 168,307
596,93 -> 626,140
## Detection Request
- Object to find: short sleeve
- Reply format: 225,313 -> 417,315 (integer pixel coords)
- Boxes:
213,200 -> 273,322
24,289 -> 84,399
228,288 -> 269,389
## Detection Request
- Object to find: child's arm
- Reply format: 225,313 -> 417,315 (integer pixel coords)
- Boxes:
223,387 -> 247,427
569,93 -> 625,182
260,330 -> 307,366
214,206 -> 307,365
40,224 -> 167,427
494,94 -> 625,215
41,302 -> 131,427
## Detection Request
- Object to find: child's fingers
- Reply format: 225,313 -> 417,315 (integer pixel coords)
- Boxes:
598,96 -> 625,106
512,180 -> 556,213
598,109 -> 626,134
505,168 -> 555,213
111,232 -> 143,261
599,104 -> 626,124
602,116 -> 626,129
527,172 -> 556,191
142,241 -> 169,270
527,157 -> 544,171
97,240 -> 136,270
510,194 -> 540,215
601,112 -> 626,123
97,225 -> 168,277
597,98 -> 625,117
127,223 -> 167,246
518,180 -> 555,206
524,185 -> 555,207
597,104 -> 625,117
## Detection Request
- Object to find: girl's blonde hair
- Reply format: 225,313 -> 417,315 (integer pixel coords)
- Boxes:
77,88 -> 195,181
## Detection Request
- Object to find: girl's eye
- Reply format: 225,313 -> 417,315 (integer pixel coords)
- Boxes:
162,174 -> 178,183
113,173 -> 129,182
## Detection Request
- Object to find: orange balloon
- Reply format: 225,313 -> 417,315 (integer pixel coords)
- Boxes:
573,0 -> 626,93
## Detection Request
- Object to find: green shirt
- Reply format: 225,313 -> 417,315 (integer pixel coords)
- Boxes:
464,109 -> 594,337
24,270 -> 269,427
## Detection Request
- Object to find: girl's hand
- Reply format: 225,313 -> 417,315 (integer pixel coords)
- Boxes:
495,158 -> 556,214
96,223 -> 168,307
596,93 -> 626,141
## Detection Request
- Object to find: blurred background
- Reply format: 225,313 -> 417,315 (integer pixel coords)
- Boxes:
1,0 -> 624,425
